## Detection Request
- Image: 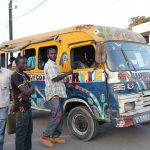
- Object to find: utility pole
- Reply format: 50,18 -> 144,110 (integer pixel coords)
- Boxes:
9,0 -> 13,57
9,0 -> 13,40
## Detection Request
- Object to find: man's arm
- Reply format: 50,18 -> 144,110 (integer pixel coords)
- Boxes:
11,74 -> 35,96
52,70 -> 73,82
44,63 -> 73,82
18,85 -> 35,96
10,89 -> 15,112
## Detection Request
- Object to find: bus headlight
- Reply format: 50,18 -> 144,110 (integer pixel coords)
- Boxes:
124,102 -> 135,112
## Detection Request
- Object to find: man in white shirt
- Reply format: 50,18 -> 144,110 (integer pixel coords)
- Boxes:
40,48 -> 73,148
0,61 -> 12,150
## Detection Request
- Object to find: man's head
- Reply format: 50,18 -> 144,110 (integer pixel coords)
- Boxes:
9,57 -> 15,63
15,56 -> 27,71
47,48 -> 57,62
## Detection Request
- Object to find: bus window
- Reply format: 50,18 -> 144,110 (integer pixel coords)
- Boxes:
71,45 -> 95,69
0,53 -> 6,68
38,45 -> 57,70
24,48 -> 36,69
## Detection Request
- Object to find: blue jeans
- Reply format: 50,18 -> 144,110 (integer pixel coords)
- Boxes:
16,109 -> 33,150
0,106 -> 8,150
43,97 -> 63,137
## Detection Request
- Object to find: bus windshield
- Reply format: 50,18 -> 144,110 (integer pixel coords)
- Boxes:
105,41 -> 150,71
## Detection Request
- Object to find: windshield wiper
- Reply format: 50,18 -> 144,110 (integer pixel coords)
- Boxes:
120,48 -> 136,71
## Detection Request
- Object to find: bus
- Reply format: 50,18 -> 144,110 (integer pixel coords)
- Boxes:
1,24 -> 150,141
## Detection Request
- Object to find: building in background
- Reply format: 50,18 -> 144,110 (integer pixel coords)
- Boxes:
132,21 -> 150,46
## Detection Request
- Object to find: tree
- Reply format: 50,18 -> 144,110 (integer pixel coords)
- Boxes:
128,16 -> 150,29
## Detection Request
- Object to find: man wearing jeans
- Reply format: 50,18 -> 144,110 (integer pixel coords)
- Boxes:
0,61 -> 12,150
40,48 -> 73,148
11,56 -> 35,150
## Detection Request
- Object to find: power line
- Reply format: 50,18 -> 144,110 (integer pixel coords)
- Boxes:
77,0 -> 121,21
1,0 -> 48,43
13,0 -> 48,20
95,0 -> 121,13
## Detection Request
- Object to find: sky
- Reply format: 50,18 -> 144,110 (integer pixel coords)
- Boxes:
0,0 -> 150,43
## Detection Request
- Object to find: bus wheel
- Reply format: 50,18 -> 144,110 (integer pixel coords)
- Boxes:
67,106 -> 98,141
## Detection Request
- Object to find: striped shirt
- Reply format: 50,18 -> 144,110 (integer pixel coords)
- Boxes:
44,59 -> 67,100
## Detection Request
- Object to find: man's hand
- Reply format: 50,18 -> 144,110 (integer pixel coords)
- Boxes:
10,103 -> 15,112
30,86 -> 35,93
52,70 -> 73,82
67,69 -> 73,75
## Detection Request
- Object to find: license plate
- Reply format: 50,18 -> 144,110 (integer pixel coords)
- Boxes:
133,114 -> 150,124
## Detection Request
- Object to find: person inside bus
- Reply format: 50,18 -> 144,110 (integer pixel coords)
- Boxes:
27,55 -> 35,68
74,53 -> 88,69
12,53 -> 21,69
38,54 -> 45,69
8,57 -> 15,69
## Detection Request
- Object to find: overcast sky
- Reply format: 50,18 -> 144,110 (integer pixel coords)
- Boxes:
0,0 -> 149,43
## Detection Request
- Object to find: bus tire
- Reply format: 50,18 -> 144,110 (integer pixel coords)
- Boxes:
67,106 -> 99,141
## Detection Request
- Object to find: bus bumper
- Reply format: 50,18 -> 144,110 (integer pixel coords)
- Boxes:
112,113 -> 150,127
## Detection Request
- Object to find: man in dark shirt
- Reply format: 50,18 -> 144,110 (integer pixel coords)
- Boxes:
11,56 -> 35,150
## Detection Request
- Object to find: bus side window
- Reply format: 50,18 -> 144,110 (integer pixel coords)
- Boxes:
24,48 -> 36,69
71,45 -> 95,69
0,53 -> 6,68
38,45 -> 58,70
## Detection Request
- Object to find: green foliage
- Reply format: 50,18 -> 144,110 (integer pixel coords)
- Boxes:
128,16 -> 150,29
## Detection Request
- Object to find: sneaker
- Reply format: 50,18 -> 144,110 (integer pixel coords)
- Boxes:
51,136 -> 66,144
40,135 -> 54,148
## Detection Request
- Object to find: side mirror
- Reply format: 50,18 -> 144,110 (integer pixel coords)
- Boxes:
95,42 -> 106,64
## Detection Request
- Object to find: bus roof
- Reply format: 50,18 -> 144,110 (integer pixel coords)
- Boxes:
0,24 -> 146,52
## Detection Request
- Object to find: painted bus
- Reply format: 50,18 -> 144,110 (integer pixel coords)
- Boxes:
1,24 -> 150,141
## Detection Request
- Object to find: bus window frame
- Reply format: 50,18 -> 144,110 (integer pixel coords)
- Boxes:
22,47 -> 36,70
38,45 -> 58,70
0,52 -> 8,68
69,42 -> 96,71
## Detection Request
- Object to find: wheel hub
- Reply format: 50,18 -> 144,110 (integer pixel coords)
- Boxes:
72,114 -> 88,135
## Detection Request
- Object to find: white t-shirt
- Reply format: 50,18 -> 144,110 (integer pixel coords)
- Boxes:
0,67 -> 12,108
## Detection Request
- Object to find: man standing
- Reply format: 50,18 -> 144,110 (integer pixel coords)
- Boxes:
11,56 -> 35,150
0,60 -> 12,150
40,48 -> 73,148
